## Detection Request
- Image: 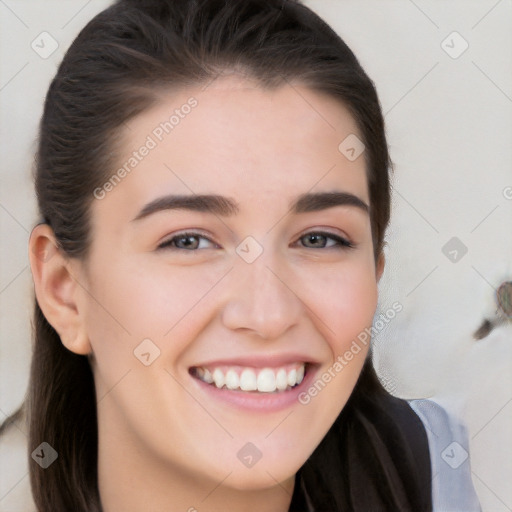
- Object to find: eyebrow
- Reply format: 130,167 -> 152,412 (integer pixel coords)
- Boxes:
132,191 -> 369,221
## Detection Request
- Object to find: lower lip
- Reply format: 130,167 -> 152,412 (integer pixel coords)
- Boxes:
190,365 -> 317,412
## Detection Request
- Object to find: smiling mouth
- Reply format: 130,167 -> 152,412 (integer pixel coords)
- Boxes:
189,362 -> 307,393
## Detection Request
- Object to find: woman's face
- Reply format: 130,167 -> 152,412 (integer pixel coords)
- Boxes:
75,75 -> 382,493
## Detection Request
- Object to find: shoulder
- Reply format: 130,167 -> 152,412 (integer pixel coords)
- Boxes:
407,398 -> 482,512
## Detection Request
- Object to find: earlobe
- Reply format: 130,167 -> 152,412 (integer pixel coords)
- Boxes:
29,224 -> 92,356
376,252 -> 385,283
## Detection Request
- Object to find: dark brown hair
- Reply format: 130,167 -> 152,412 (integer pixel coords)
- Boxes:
3,0 -> 432,510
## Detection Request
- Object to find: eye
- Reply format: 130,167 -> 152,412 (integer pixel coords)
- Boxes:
298,231 -> 354,250
157,230 -> 353,252
157,232 -> 218,251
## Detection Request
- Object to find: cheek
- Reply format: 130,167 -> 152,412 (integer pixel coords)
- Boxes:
82,256 -> 226,368
301,261 -> 378,354
335,276 -> 377,350
290,263 -> 377,450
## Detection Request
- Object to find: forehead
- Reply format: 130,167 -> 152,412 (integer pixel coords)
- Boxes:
93,76 -> 369,223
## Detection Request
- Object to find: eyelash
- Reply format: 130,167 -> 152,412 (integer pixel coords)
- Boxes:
157,230 -> 355,251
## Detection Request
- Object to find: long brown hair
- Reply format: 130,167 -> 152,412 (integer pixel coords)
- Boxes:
3,0 -> 432,510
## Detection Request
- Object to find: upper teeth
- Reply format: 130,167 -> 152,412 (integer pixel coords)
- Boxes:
193,363 -> 306,393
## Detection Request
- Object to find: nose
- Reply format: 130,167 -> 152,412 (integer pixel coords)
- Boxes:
221,255 -> 303,340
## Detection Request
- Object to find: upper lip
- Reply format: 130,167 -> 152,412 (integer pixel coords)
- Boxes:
190,353 -> 320,369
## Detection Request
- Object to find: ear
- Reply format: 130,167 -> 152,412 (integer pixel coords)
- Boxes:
376,251 -> 385,283
29,224 -> 92,355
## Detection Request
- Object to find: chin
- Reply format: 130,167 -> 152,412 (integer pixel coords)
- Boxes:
219,445 -> 310,491
223,464 -> 298,491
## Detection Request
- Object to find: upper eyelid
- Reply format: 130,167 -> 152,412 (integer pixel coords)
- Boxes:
296,227 -> 351,241
158,232 -> 237,252
158,230 -> 217,248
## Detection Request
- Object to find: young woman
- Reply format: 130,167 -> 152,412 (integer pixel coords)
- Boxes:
2,0 -> 481,510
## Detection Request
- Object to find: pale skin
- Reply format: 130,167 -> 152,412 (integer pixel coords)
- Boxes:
29,75 -> 385,512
